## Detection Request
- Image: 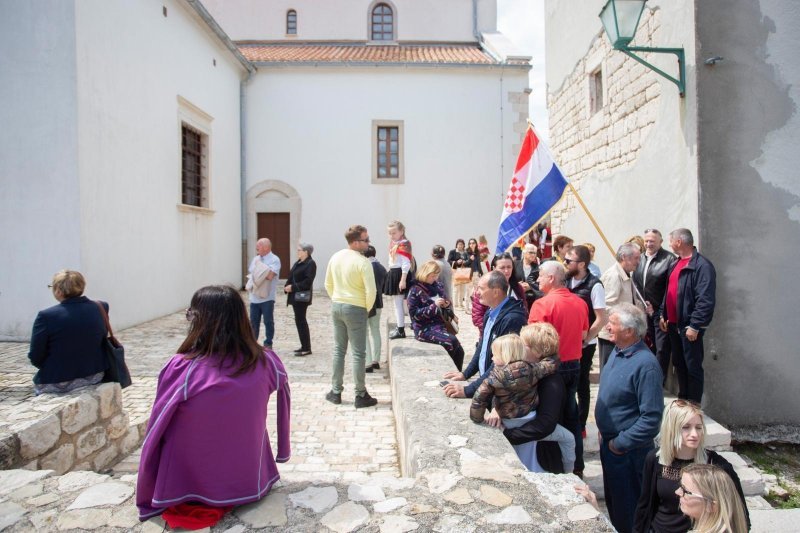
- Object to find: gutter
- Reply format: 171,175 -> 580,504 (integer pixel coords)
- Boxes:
240,69 -> 253,284
248,61 -> 530,70
184,0 -> 255,74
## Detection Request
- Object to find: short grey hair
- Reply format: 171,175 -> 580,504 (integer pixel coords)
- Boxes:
539,260 -> 566,286
485,270 -> 509,292
298,242 -> 314,255
610,303 -> 647,338
670,228 -> 694,246
616,242 -> 640,262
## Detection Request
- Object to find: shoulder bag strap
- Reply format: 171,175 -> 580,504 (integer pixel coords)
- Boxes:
94,300 -> 116,341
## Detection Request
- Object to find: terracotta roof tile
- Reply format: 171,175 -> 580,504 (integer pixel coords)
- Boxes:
238,43 -> 525,66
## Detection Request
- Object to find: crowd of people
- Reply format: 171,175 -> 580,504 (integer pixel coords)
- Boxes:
27,217 -> 734,531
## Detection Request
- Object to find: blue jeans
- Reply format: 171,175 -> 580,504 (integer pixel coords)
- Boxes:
558,359 -> 582,472
600,439 -> 652,533
250,300 -> 275,345
331,302 -> 368,397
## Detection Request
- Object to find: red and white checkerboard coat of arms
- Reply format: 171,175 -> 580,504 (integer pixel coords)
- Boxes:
503,176 -> 526,214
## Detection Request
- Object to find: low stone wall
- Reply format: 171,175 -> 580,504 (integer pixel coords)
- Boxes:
389,337 -> 614,531
0,383 -> 143,474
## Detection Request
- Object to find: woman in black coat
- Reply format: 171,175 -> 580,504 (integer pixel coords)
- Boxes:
28,270 -> 109,394
633,400 -> 749,533
284,242 -> 317,356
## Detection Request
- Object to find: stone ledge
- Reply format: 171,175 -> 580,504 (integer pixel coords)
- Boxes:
388,337 -> 614,531
0,383 -> 143,475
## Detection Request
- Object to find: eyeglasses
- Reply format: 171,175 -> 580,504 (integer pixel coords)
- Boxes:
47,284 -> 53,289
677,484 -> 712,501
563,258 -> 579,265
644,228 -> 662,236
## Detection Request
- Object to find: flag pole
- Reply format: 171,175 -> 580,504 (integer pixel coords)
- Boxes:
566,182 -> 616,258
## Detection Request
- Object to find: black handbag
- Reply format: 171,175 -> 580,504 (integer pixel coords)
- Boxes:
294,290 -> 311,303
95,301 -> 132,389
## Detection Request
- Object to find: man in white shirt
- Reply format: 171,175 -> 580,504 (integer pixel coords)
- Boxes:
248,238 -> 281,348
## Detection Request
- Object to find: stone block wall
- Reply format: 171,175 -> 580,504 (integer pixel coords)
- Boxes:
389,337 -> 614,531
0,383 -> 143,474
546,9 -> 662,232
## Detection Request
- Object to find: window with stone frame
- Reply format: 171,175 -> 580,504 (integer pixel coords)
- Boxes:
372,120 -> 404,184
286,10 -> 297,35
371,3 -> 394,41
181,124 -> 208,207
589,68 -> 604,115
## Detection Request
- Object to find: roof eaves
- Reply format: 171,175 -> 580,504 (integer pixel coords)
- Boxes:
183,0 -> 255,74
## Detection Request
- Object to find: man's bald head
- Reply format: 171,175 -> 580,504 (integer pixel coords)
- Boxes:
256,238 -> 272,256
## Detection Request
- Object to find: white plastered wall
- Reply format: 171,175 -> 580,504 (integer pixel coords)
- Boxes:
202,0 -> 497,42
69,0 -> 246,331
245,65 -> 529,286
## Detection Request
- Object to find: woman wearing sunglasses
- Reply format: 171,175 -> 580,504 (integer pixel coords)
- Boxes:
633,400 -> 749,532
676,464 -> 748,533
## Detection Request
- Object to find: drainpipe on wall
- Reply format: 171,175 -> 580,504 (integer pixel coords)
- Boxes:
472,0 -> 479,40
240,70 -> 252,288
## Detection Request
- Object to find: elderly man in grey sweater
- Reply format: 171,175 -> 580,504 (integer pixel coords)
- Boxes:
595,302 -> 663,533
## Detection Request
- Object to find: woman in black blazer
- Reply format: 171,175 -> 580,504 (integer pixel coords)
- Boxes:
28,270 -> 109,394
284,242 -> 317,356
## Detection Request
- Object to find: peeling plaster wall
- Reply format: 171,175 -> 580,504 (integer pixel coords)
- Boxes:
696,0 -> 800,425
544,0 -> 698,271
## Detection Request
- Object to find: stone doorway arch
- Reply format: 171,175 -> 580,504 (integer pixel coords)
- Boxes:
246,180 -> 301,279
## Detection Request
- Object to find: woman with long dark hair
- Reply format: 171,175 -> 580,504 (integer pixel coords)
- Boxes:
137,286 -> 290,527
284,242 -> 317,356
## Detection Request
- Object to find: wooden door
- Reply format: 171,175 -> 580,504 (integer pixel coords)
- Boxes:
257,212 -> 290,279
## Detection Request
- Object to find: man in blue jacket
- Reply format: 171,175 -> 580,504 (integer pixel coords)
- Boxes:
441,271 -> 527,398
596,303 -> 663,533
658,228 -> 716,403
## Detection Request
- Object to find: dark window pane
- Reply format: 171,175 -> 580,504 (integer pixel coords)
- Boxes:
378,141 -> 386,152
390,128 -> 398,140
390,154 -> 398,165
390,141 -> 398,152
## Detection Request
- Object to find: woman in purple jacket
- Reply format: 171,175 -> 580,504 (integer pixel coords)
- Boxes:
137,285 -> 291,524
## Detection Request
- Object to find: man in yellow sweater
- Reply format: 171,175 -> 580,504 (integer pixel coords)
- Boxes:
324,225 -> 378,408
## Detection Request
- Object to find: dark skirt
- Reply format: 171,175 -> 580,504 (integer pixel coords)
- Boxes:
383,267 -> 408,296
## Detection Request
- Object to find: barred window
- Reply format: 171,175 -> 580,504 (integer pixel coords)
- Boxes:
181,125 -> 206,207
371,3 -> 394,41
590,68 -> 604,114
286,10 -> 297,35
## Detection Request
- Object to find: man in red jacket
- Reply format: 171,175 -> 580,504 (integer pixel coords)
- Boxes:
529,260 -> 589,476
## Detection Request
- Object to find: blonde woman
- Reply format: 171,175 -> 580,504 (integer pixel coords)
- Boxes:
406,260 -> 464,370
676,464 -> 748,533
633,400 -> 749,533
28,270 -> 109,395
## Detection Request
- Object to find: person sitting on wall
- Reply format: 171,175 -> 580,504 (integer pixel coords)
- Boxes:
441,271 -> 527,399
28,270 -> 109,395
137,285 -> 290,526
406,260 -> 465,371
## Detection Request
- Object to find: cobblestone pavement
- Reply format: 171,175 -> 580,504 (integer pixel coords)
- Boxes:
0,292 -> 487,481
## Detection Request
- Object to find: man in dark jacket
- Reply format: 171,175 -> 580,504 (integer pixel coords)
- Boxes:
658,228 -> 716,403
514,243 -> 541,308
442,271 -> 527,398
632,229 -> 676,380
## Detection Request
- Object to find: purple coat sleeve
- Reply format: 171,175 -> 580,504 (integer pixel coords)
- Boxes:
136,356 -> 194,520
268,350 -> 292,463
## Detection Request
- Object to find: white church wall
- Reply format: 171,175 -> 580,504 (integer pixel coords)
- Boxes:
203,0 -> 497,42
0,0 -> 83,339
244,65 -> 529,286
66,0 -> 246,332
544,0 -> 699,271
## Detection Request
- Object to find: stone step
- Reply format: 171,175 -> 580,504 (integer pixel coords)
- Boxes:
750,508 -> 800,532
717,451 -> 766,496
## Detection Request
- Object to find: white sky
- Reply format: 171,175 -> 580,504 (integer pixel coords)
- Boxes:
497,0 -> 548,140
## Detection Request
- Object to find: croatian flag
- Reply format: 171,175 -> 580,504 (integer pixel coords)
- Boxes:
495,126 -> 569,254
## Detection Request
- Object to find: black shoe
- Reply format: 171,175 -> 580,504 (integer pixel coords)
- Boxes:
325,391 -> 342,405
389,328 -> 406,339
294,350 -> 312,356
354,392 -> 378,408
372,362 -> 381,370
293,348 -> 304,353
365,366 -> 374,373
